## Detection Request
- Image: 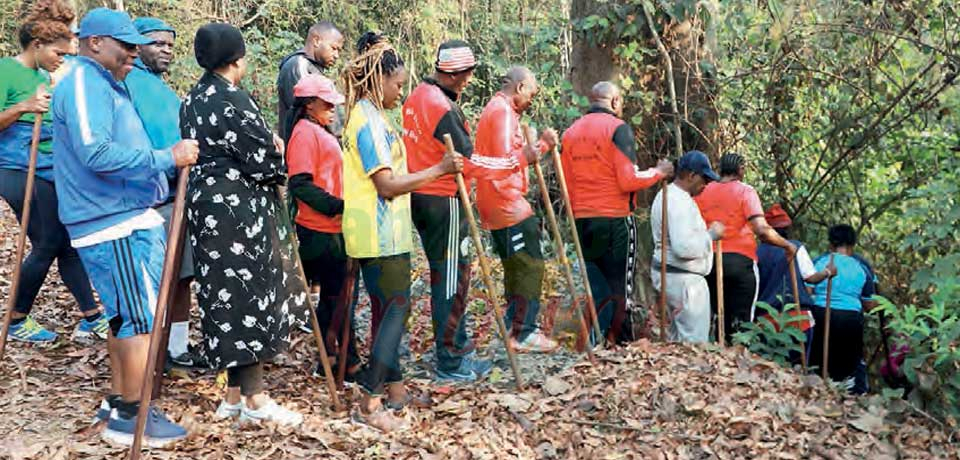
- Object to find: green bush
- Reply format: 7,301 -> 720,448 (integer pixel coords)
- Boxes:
732,302 -> 805,368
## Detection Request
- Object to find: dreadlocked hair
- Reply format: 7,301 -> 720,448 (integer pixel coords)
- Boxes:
18,0 -> 75,49
342,31 -> 404,121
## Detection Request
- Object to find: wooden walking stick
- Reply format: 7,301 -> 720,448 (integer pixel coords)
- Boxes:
549,145 -> 603,343
445,134 -> 523,390
0,116 -> 43,363
658,181 -> 669,342
787,252 -> 808,372
129,168 -> 190,458
521,125 -> 594,361
335,258 -> 359,388
715,240 -> 725,347
822,253 -> 836,381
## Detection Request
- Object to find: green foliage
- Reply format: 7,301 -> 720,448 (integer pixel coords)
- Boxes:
732,302 -> 805,368
873,296 -> 960,424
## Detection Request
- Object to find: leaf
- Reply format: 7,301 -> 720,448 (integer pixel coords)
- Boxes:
543,376 -> 572,396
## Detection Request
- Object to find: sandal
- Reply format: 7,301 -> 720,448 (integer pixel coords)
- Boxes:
384,392 -> 433,411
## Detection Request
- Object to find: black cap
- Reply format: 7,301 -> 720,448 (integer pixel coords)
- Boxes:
194,23 -> 245,71
677,150 -> 720,181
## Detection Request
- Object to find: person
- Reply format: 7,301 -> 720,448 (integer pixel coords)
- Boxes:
341,33 -> 462,432
473,66 -> 559,352
285,74 -> 361,380
180,22 -> 305,426
125,16 -> 202,368
756,204 -> 835,364
807,224 -> 877,394
560,81 -> 674,344
694,153 -> 797,343
52,7 -> 198,446
0,0 -> 105,344
402,39 -> 506,380
277,21 -> 344,141
650,151 -> 722,342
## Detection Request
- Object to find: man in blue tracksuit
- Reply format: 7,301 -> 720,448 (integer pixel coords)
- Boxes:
52,8 -> 198,448
125,16 -> 202,369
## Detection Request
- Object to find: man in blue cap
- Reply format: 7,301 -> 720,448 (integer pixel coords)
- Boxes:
650,151 -> 724,343
51,7 -> 198,448
125,17 -> 204,370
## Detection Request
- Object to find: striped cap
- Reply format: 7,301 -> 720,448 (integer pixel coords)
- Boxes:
435,40 -> 477,74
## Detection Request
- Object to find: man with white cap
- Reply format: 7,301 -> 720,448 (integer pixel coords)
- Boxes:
52,7 -> 198,447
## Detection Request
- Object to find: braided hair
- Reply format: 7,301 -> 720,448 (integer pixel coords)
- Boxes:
341,31 -> 404,120
18,0 -> 75,49
719,153 -> 745,177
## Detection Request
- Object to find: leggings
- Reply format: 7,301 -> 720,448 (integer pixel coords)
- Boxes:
227,361 -> 265,396
0,169 -> 97,315
358,253 -> 412,396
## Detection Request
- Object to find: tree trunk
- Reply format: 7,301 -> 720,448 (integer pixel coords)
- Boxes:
569,0 -> 621,97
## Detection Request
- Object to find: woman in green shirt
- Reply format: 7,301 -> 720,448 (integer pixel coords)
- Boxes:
0,0 -> 104,343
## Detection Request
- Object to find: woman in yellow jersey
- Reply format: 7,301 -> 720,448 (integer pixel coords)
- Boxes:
341,32 -> 462,432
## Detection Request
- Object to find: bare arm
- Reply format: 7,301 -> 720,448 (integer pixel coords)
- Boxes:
750,216 -> 797,257
0,91 -> 48,131
371,150 -> 463,199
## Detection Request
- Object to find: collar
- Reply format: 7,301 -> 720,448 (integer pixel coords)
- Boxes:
587,106 -> 618,117
76,55 -> 127,92
132,58 -> 161,76
423,77 -> 459,102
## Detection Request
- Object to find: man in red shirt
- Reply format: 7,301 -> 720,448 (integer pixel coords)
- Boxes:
694,153 -> 797,344
561,81 -> 673,344
474,66 -> 559,353
402,40 -> 515,379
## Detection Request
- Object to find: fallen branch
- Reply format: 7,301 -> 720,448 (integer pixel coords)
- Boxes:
560,418 -> 650,432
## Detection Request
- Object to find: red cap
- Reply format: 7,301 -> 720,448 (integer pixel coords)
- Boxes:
765,203 -> 793,229
293,75 -> 344,105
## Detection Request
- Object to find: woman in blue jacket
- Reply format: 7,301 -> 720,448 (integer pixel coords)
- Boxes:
0,0 -> 104,343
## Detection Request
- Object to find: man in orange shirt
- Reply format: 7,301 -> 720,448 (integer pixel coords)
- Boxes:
561,81 -> 673,344
694,153 -> 797,344
474,66 -> 559,353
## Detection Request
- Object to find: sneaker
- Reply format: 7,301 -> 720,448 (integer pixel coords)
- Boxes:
102,406 -> 187,448
435,365 -> 478,384
510,329 -> 559,354
461,353 -> 494,379
168,347 -> 209,368
213,400 -> 242,420
73,315 -> 110,341
92,399 -> 112,424
239,399 -> 303,427
8,316 -> 58,343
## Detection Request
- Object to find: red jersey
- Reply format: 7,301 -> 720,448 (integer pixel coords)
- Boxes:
694,180 -> 764,261
560,109 -> 663,218
286,118 -> 343,233
474,92 -> 546,230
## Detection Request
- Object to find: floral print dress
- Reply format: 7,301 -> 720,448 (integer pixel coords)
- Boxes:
180,72 -> 308,369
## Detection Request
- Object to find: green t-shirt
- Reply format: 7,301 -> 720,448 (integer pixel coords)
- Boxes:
0,57 -> 52,151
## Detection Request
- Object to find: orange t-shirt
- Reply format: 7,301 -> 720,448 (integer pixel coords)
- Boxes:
286,119 -> 343,233
694,180 -> 764,261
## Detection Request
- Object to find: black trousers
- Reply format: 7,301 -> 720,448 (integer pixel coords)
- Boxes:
808,306 -> 864,383
576,216 -> 637,342
706,252 -> 758,344
491,216 -> 545,341
297,225 -> 360,368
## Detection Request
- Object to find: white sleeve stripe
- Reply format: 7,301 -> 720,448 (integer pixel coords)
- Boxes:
470,154 -> 518,169
74,67 -> 93,145
633,166 -> 659,179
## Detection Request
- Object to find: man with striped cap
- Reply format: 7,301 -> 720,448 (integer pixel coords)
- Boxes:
403,40 -> 515,382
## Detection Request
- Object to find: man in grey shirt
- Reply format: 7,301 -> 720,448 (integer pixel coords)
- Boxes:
276,21 -> 343,141
651,151 -> 724,342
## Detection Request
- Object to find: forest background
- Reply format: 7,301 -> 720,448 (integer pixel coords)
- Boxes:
0,0 -> 957,422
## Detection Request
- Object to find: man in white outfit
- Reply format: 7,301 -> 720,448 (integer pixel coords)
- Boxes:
651,150 -> 724,342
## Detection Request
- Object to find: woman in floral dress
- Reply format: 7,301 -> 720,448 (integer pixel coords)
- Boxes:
179,23 -> 305,427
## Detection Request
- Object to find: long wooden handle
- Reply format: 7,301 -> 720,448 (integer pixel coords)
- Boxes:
788,251 -> 808,371
0,116 -> 43,363
549,146 -> 603,343
658,181 -> 669,342
716,240 -> 725,347
822,253 -> 836,380
129,167 -> 190,459
335,258 -> 359,388
445,135 -> 523,390
521,126 -> 593,361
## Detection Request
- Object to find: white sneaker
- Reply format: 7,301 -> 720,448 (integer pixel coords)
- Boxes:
214,400 -> 242,419
239,399 -> 303,427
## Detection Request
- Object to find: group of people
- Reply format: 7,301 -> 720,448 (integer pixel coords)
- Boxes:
0,0 -> 881,448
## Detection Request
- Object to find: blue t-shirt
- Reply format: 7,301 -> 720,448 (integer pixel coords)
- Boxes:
809,253 -> 876,312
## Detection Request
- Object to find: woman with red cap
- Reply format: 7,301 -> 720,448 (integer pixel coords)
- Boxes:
285,74 -> 361,382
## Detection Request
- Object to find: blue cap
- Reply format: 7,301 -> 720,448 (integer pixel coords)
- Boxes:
677,150 -> 720,181
78,8 -> 154,45
133,17 -> 176,38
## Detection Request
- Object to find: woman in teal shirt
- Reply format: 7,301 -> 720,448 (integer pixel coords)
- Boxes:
0,0 -> 104,343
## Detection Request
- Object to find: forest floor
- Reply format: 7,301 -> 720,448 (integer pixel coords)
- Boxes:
0,206 -> 957,460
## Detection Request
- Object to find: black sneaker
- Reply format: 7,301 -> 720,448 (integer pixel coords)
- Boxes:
168,347 -> 209,369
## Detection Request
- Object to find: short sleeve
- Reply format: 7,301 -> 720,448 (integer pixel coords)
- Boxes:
286,124 -> 319,177
742,186 -> 764,220
796,246 -> 817,278
357,116 -> 392,177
